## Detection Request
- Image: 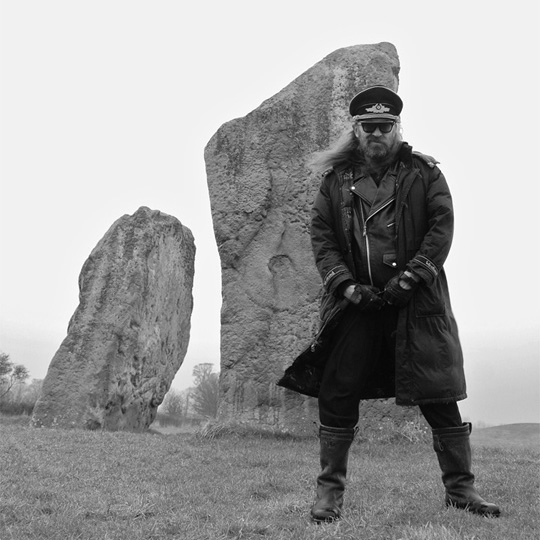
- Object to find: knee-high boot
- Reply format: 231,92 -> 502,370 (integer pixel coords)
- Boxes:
310,425 -> 356,522
432,422 -> 500,516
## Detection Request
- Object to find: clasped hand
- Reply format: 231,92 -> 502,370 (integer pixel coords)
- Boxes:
344,272 -> 419,310
343,284 -> 385,311
381,272 -> 419,307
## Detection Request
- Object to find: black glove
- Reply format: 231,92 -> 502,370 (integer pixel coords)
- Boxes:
348,284 -> 385,311
382,272 -> 419,308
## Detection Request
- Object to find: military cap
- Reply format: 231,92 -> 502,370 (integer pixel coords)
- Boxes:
349,86 -> 403,120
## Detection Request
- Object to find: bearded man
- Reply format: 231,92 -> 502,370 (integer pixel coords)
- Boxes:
282,86 -> 500,522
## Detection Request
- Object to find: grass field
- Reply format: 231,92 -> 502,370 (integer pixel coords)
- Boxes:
0,416 -> 538,540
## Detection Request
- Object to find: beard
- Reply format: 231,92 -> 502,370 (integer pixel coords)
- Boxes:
364,141 -> 390,161
360,137 -> 397,162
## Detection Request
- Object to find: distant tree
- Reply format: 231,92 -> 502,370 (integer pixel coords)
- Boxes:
25,378 -> 43,402
191,364 -> 219,418
161,389 -> 184,418
0,352 -> 30,401
192,363 -> 214,386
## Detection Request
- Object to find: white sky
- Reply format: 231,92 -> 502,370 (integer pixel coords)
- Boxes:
1,1 -> 539,426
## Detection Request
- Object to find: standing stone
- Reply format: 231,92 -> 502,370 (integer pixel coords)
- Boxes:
32,207 -> 195,431
205,43 -> 401,431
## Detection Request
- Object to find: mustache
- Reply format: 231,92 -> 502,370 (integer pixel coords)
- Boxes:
367,138 -> 387,144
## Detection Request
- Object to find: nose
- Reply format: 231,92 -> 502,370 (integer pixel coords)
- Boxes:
372,126 -> 383,136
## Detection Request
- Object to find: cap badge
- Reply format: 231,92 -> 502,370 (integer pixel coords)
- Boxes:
365,103 -> 390,113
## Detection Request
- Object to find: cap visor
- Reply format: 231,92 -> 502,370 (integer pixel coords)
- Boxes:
355,114 -> 399,121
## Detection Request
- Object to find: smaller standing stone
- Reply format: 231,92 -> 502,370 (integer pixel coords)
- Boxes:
32,207 -> 195,431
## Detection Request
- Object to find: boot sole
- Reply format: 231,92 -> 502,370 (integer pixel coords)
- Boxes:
311,514 -> 340,524
446,500 -> 501,517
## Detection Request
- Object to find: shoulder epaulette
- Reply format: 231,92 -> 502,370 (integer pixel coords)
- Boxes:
321,167 -> 334,177
412,151 -> 439,169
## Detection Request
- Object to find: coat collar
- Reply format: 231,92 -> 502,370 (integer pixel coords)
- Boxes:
331,142 -> 416,183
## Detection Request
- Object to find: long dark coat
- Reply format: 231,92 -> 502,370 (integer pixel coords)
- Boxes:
278,144 -> 466,405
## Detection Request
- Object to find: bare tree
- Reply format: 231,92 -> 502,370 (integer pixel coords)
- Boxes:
192,363 -> 214,386
0,352 -> 30,401
161,389 -> 184,418
191,364 -> 219,418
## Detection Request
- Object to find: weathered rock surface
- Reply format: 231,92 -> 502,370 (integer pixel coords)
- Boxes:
205,43 -> 401,430
32,206 -> 195,431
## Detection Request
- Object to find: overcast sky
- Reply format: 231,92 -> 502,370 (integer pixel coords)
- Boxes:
1,1 -> 538,426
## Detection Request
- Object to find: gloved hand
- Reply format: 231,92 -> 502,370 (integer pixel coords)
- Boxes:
344,283 -> 385,311
382,272 -> 419,308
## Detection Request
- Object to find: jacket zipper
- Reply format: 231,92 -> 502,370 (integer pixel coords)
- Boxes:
355,194 -> 395,286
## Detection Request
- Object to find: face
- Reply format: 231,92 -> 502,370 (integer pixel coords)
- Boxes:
353,120 -> 400,162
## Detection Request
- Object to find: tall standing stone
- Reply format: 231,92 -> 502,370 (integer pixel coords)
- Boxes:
32,206 -> 195,431
205,43 -> 401,431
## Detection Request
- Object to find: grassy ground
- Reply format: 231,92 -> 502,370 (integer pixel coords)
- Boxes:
470,423 -> 540,450
0,416 -> 538,540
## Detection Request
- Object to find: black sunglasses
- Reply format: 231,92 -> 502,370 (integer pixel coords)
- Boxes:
360,122 -> 395,134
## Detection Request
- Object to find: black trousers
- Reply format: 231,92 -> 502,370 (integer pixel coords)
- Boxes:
318,303 -> 462,430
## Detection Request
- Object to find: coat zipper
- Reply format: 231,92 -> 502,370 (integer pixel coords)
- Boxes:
355,193 -> 395,286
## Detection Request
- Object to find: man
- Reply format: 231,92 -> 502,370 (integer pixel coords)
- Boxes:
301,86 -> 500,522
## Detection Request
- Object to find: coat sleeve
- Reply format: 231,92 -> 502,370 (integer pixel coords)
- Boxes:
407,166 -> 454,286
311,174 -> 355,296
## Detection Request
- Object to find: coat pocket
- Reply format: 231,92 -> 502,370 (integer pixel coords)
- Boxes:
414,284 -> 446,317
383,252 -> 398,269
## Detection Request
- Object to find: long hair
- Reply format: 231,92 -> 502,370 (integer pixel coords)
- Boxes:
308,129 -> 360,175
308,118 -> 403,175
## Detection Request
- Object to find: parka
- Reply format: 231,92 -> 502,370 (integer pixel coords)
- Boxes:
308,142 -> 467,406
